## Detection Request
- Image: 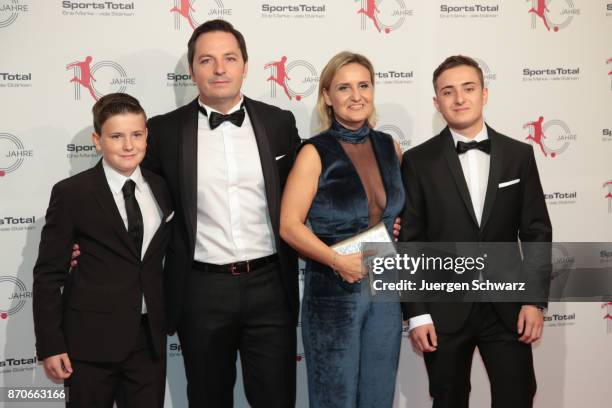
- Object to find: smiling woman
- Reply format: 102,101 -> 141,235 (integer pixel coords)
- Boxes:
279,51 -> 405,408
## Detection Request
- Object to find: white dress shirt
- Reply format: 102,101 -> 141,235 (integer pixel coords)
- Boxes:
408,122 -> 490,331
194,97 -> 276,264
102,160 -> 163,314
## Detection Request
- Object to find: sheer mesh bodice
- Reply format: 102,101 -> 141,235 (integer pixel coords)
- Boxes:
339,138 -> 386,227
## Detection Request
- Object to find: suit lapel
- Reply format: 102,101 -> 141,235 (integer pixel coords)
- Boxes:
244,97 -> 280,235
440,127 -> 479,226
144,169 -> 171,219
91,160 -> 140,259
480,125 -> 502,232
141,169 -> 172,262
180,99 -> 199,252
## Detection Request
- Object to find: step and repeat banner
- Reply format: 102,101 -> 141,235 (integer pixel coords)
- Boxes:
1,1 -> 611,407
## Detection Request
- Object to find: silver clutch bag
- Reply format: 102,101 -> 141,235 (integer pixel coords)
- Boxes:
330,222 -> 393,255
330,222 -> 396,295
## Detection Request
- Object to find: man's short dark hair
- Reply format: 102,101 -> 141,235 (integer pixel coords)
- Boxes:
433,55 -> 484,92
187,19 -> 248,67
92,93 -> 146,134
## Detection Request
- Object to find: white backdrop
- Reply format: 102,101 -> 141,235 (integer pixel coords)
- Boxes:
1,0 -> 611,407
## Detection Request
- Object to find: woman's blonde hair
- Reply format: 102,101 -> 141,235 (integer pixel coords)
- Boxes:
316,51 -> 377,131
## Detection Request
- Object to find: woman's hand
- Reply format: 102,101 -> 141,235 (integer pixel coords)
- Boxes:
333,252 -> 365,283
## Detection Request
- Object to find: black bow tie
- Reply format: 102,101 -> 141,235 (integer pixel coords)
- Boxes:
456,139 -> 491,155
198,104 -> 245,130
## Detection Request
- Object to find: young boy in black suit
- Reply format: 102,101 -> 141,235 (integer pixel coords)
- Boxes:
33,93 -> 173,408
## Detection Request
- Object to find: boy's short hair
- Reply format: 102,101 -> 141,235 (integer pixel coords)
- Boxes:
432,55 -> 484,92
92,93 -> 146,134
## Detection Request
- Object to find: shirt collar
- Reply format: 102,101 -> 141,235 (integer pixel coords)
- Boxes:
102,159 -> 144,195
450,121 -> 488,146
198,96 -> 244,116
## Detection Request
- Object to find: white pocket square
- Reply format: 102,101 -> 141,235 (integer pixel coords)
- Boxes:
499,179 -> 520,188
165,211 -> 175,222
275,154 -> 286,161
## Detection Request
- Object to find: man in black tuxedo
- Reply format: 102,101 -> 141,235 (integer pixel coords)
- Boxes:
400,55 -> 552,408
142,20 -> 300,407
33,93 -> 173,407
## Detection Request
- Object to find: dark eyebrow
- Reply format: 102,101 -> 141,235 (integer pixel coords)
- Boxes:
439,81 -> 477,92
197,51 -> 238,59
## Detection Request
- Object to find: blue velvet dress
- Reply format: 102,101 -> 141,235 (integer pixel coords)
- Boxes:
301,124 -> 405,408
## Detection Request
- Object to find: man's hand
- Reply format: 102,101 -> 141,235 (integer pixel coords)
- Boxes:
70,243 -> 80,267
43,353 -> 73,380
517,305 -> 544,344
393,217 -> 401,241
410,323 -> 438,353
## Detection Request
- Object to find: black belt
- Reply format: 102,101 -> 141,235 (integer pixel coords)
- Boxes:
193,254 -> 278,276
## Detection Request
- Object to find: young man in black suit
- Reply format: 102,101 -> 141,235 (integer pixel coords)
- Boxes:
142,20 -> 301,407
400,55 -> 552,408
33,93 -> 173,407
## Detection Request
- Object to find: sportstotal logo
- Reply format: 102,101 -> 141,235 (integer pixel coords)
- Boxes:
374,68 -> 414,85
527,0 -> 580,32
0,355 -> 37,374
264,57 -> 318,101
61,1 -> 134,17
0,0 -> 28,29
354,0 -> 414,34
544,191 -> 576,204
67,143 -> 98,160
603,303 -> 612,333
166,71 -> 195,88
170,0 -> 231,31
376,124 -> 411,151
523,116 -> 576,158
604,181 -> 612,214
67,56 -> 135,102
543,311 -> 576,327
0,133 -> 32,177
0,276 -> 31,320
522,66 -> 580,82
439,2 -> 500,19
0,215 -> 36,232
168,342 -> 182,357
0,72 -> 31,89
261,3 -> 326,19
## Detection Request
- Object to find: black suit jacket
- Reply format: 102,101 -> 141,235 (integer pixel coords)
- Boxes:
400,125 -> 552,333
143,97 -> 301,331
33,161 -> 173,362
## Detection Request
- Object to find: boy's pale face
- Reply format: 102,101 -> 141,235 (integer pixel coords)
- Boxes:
433,65 -> 488,137
92,113 -> 147,177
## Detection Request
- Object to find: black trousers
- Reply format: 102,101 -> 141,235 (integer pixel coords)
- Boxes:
178,261 -> 297,408
65,316 -> 166,408
424,303 -> 536,408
